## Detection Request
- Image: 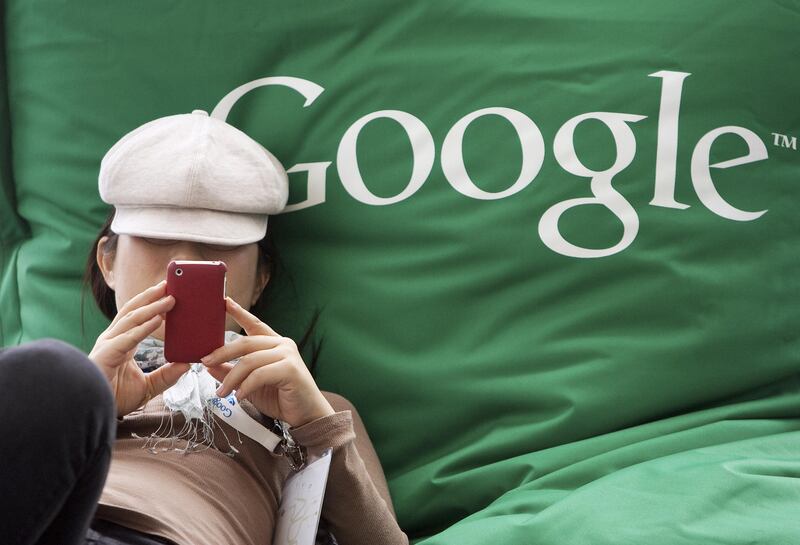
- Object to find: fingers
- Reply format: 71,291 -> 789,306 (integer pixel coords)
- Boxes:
225,297 -> 280,337
109,280 -> 167,329
214,349 -> 284,397
203,361 -> 234,386
145,361 -> 192,399
90,314 -> 163,369
88,282 -> 171,378
105,294 -> 174,341
235,364 -> 287,400
200,335 -> 282,367
111,314 -> 164,353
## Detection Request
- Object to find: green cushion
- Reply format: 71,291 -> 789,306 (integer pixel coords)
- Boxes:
2,1 -> 798,543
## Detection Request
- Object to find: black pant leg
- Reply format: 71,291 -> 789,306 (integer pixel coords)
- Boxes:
0,338 -> 117,545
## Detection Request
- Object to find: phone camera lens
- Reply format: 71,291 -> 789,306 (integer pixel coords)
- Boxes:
175,268 -> 183,276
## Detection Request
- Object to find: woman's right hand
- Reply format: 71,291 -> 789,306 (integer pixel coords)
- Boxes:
88,280 -> 191,417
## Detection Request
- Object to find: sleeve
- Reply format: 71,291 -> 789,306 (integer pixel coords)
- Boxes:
289,410 -> 410,545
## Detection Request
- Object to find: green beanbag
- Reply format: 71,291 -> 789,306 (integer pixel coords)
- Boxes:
1,1 -> 798,543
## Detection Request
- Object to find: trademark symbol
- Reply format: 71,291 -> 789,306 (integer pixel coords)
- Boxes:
771,132 -> 797,150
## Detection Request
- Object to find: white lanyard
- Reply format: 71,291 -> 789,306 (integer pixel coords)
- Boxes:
209,393 -> 283,451
209,392 -> 307,470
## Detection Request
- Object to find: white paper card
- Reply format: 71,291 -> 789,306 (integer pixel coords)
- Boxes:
273,447 -> 333,545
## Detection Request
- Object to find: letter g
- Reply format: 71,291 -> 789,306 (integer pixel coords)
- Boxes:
539,111 -> 646,258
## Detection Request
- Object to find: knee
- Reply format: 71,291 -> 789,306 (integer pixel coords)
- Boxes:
0,338 -> 116,430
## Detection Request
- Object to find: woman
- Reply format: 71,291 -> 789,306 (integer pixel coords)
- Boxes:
1,109 -> 409,545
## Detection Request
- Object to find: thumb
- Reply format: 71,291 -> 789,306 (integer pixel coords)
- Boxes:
203,362 -> 234,385
145,362 -> 191,397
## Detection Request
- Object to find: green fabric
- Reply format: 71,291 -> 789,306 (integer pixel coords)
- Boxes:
0,4 -> 25,346
1,1 -> 798,543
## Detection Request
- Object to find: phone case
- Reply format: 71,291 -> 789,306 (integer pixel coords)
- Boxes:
164,260 -> 227,363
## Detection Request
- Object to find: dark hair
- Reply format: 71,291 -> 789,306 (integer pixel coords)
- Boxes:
80,210 -> 325,377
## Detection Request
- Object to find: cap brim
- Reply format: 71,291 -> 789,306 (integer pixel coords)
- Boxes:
111,206 -> 268,245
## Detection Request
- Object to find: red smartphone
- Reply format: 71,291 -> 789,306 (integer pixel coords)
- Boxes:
164,260 -> 227,363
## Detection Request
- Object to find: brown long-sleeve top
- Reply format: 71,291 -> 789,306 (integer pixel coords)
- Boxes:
94,391 -> 409,545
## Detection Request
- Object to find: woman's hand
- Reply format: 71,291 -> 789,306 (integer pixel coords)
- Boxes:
88,280 -> 191,417
200,297 -> 335,428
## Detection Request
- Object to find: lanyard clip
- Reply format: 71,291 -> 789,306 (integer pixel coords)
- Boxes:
274,419 -> 307,472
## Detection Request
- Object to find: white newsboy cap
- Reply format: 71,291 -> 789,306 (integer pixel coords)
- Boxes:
98,109 -> 289,245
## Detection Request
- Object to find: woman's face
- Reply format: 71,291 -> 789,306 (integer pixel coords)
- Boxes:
97,234 -> 268,339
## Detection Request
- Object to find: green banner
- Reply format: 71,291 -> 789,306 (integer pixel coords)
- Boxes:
2,1 -> 799,543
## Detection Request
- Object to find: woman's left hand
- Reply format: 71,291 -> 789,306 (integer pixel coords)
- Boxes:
200,297 -> 335,428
